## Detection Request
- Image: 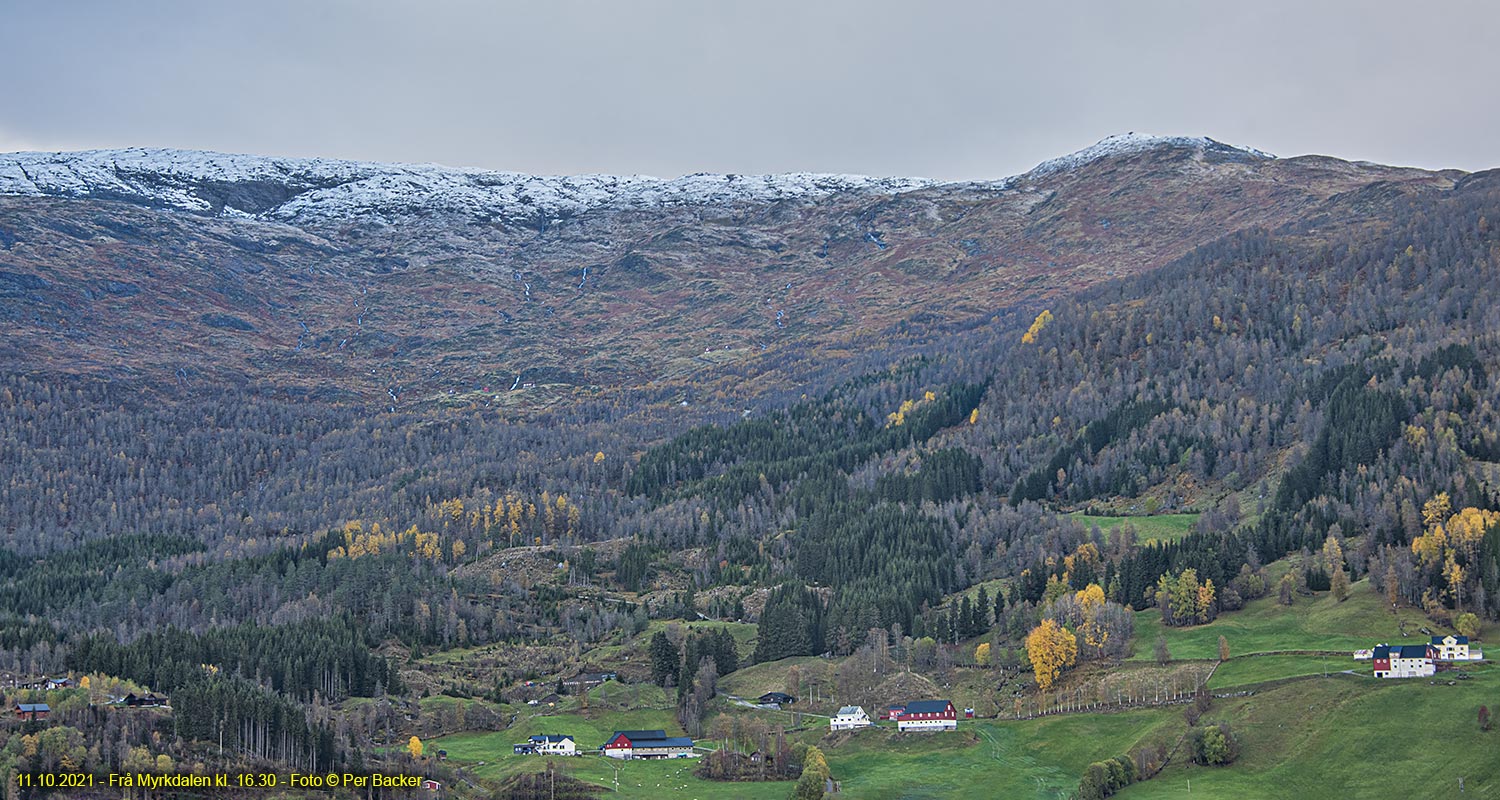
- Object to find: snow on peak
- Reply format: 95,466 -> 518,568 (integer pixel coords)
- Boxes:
1025,133 -> 1275,178
0,136 -> 1279,224
0,147 -> 938,224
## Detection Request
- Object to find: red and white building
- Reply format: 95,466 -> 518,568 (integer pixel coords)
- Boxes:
601,729 -> 695,759
892,699 -> 957,731
1372,643 -> 1435,678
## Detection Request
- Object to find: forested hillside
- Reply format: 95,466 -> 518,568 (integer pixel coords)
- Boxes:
1,145 -> 1498,797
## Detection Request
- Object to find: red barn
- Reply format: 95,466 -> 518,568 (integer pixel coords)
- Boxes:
894,700 -> 957,731
601,729 -> 694,759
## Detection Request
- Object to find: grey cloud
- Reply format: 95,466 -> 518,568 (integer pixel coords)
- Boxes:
3,0 -> 1496,179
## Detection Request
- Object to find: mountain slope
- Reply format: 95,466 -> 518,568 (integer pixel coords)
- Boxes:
0,136 -> 1461,403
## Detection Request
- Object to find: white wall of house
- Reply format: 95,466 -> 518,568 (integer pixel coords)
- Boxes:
537,739 -> 576,756
830,708 -> 871,730
627,746 -> 695,759
1387,658 -> 1435,678
896,718 -> 956,731
1434,638 -> 1470,660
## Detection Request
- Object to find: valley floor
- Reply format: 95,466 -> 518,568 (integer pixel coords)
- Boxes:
428,582 -> 1497,799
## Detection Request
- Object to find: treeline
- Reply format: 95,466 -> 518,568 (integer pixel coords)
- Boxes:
70,616 -> 402,701
171,673 -> 339,769
648,628 -> 740,690
1009,399 -> 1172,506
793,500 -> 957,638
627,380 -> 986,654
0,534 -> 202,617
627,381 -> 986,507
755,584 -> 828,663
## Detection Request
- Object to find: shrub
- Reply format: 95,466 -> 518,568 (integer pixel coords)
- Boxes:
1077,754 -> 1140,799
1190,723 -> 1240,766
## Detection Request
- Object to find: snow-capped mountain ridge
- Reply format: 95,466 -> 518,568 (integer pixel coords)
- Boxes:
0,135 -> 1274,225
1028,133 -> 1276,177
0,148 -> 945,224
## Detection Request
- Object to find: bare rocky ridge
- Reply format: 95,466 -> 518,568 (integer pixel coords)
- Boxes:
0,136 -> 1461,404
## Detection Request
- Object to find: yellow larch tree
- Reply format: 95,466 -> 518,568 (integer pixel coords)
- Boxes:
1022,309 -> 1054,344
1075,583 -> 1110,653
1025,619 -> 1077,691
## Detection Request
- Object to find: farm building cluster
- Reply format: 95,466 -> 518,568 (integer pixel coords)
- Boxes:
511,730 -> 696,760
508,697 -> 967,763
7,674 -> 172,722
879,700 -> 963,731
1355,635 -> 1483,678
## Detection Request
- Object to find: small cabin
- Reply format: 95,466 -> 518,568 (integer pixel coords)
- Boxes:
122,693 -> 168,708
15,703 -> 50,721
757,692 -> 796,706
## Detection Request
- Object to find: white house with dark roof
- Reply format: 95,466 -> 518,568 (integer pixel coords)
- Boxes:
531,735 -> 576,756
1431,635 -> 1480,661
830,705 -> 872,731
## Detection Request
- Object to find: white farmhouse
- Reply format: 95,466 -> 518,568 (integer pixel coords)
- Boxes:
532,735 -> 576,756
829,705 -> 872,731
1431,635 -> 1477,661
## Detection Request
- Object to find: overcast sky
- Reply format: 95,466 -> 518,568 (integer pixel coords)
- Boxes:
3,1 -> 1496,180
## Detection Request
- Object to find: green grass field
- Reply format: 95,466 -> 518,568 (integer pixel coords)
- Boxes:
1207,654 -> 1350,690
716,656 -> 828,702
821,712 -> 1180,799
1069,512 -> 1200,543
1118,667 -> 1500,798
430,704 -> 1186,799
431,702 -> 802,799
1129,579 -> 1470,664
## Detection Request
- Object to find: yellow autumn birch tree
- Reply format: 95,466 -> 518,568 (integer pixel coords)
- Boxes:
1025,619 -> 1077,691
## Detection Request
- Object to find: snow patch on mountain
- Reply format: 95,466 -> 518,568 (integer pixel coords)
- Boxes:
0,148 -> 940,224
1026,133 -> 1275,178
0,135 -> 1275,224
